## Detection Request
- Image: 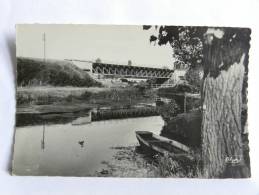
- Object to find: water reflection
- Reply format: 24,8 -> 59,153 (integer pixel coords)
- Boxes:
41,123 -> 46,150
16,106 -> 158,127
71,113 -> 91,126
12,116 -> 164,176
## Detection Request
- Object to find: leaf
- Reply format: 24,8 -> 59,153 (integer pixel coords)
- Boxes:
143,25 -> 152,30
150,35 -> 158,44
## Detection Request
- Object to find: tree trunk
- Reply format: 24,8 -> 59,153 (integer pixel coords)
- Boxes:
200,28 -> 251,178
201,54 -> 249,177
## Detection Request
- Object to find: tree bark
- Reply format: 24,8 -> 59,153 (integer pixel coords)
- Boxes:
202,55 -> 249,177
200,28 -> 251,178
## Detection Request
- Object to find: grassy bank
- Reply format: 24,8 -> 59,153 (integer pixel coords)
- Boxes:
17,86 -> 109,106
17,57 -> 101,87
96,146 -> 202,178
17,86 -> 155,109
96,146 -> 157,177
16,86 -> 157,126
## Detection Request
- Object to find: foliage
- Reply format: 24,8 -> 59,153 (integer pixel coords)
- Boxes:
168,27 -> 203,69
185,67 -> 203,89
128,60 -> 132,66
157,99 -> 180,121
148,26 -> 251,76
202,28 -> 251,78
154,153 -> 181,177
16,87 -> 98,105
134,81 -> 149,96
144,26 -> 251,78
17,58 -> 102,87
157,83 -> 200,112
79,91 -> 92,100
153,152 -> 203,178
144,26 -> 205,69
161,110 -> 202,148
158,83 -> 199,94
16,86 -> 151,107
95,58 -> 102,63
90,87 -> 147,104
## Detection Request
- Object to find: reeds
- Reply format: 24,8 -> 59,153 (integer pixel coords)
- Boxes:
151,151 -> 203,178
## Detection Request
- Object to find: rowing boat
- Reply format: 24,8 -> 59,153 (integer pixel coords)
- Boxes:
135,131 -> 193,159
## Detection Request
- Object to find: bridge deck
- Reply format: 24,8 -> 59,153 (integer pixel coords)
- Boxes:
92,63 -> 174,79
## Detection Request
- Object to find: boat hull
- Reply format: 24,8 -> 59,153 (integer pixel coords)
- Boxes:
136,131 -> 193,159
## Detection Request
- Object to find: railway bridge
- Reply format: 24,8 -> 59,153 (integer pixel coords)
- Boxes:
91,62 -> 174,79
66,59 -> 174,79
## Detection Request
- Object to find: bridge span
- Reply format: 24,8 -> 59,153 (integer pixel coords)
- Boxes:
66,59 -> 174,79
92,63 -> 174,79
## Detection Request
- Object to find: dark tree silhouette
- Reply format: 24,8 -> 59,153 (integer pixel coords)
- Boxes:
128,60 -> 132,66
95,58 -> 102,63
149,35 -> 157,45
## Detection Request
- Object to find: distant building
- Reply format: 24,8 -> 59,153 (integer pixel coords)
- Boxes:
170,62 -> 188,85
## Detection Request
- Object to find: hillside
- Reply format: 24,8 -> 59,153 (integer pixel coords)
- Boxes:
17,57 -> 102,87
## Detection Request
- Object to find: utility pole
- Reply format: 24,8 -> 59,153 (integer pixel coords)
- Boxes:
43,32 -> 46,62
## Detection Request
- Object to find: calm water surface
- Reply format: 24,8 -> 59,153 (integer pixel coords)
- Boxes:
12,116 -> 164,176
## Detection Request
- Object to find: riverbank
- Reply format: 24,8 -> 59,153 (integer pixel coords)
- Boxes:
96,146 -> 157,177
17,86 -> 155,113
16,86 -> 109,106
16,86 -> 158,126
96,146 -> 201,178
16,105 -> 159,127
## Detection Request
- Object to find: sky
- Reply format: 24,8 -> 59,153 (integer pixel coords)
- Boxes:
16,24 -> 175,69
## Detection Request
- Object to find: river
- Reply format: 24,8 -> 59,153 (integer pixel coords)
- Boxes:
12,116 -> 164,176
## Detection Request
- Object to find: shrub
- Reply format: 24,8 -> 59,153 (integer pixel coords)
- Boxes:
157,99 -> 180,121
17,57 -> 102,87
